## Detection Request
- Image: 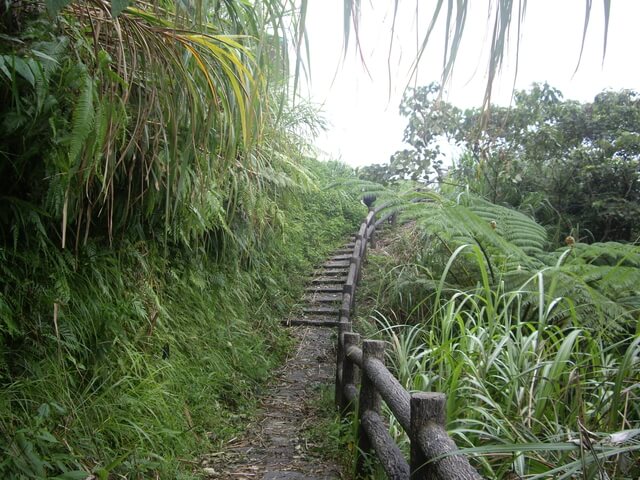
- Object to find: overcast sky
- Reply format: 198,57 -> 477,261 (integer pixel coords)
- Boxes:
301,1 -> 640,167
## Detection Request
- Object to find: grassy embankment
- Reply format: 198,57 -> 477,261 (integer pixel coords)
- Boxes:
0,5 -> 365,477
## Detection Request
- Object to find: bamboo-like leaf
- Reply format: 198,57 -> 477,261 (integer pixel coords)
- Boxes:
608,336 -> 640,430
602,0 -> 611,64
574,0 -> 593,74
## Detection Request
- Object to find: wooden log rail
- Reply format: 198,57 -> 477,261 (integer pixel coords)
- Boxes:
334,204 -> 481,480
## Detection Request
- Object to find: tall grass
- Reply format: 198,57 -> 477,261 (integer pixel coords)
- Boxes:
355,192 -> 640,478
1,1 -> 366,476
363,254 -> 640,478
0,158 -> 364,478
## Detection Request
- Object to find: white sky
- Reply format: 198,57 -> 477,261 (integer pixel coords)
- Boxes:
301,1 -> 640,167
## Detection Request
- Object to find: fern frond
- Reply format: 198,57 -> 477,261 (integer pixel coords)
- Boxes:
405,192 -> 548,274
67,69 -> 95,166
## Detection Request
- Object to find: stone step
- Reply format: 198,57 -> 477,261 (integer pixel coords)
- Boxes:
303,306 -> 339,316
334,248 -> 353,255
322,260 -> 350,268
330,253 -> 352,261
282,318 -> 341,327
308,276 -> 347,284
305,285 -> 343,293
303,293 -> 342,303
313,268 -> 349,276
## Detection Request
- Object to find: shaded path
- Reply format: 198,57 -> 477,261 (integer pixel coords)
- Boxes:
200,239 -> 355,479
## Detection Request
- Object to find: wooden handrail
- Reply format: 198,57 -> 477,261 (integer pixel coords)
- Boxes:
345,344 -> 362,367
334,207 -> 482,480
360,409 -> 410,479
363,356 -> 411,433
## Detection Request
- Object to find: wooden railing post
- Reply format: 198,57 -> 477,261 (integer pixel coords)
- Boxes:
410,392 -> 445,479
356,339 -> 386,476
340,332 -> 360,415
335,318 -> 352,408
350,251 -> 361,313
410,392 -> 481,480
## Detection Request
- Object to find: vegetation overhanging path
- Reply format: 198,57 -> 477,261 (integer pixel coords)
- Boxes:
199,237 -> 357,479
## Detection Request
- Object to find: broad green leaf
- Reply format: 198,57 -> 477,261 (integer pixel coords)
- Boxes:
35,431 -> 59,444
111,0 -> 130,17
46,0 -> 74,16
52,472 -> 90,480
12,57 -> 35,86
0,56 -> 11,79
31,49 -> 58,64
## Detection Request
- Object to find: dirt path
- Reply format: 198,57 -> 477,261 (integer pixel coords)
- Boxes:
199,241 -> 355,479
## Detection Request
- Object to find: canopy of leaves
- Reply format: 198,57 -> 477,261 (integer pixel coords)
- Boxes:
386,83 -> 640,243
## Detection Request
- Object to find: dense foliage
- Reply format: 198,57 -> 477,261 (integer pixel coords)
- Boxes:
355,188 -> 639,478
353,77 -> 640,479
0,2 -> 364,478
360,83 -> 640,243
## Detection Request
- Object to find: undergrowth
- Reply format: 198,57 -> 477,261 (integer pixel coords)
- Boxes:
0,159 -> 365,479
351,192 -> 639,478
303,385 -> 354,468
302,385 -> 384,480
0,4 -> 367,477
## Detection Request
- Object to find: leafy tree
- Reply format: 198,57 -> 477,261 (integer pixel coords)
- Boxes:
389,83 -> 640,243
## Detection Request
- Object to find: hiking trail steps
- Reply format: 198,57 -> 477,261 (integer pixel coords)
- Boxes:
199,238 -> 354,479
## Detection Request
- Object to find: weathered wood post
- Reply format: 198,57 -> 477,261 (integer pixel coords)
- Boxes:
340,293 -> 352,320
358,224 -> 367,260
365,212 -> 375,252
334,316 -> 352,408
353,241 -> 362,276
340,332 -> 360,415
361,231 -> 369,260
356,339 -> 386,476
410,392 -> 481,480
410,392 -> 445,479
350,248 -> 361,314
355,225 -> 365,281
348,266 -> 357,312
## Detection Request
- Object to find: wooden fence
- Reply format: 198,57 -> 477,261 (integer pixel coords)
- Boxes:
334,206 -> 482,480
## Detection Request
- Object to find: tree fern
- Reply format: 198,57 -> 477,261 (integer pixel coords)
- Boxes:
566,241 -> 640,268
464,195 -> 549,256
384,189 -> 638,338
400,191 -> 548,275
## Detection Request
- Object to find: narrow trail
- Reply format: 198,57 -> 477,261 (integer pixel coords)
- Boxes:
200,237 -> 356,479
